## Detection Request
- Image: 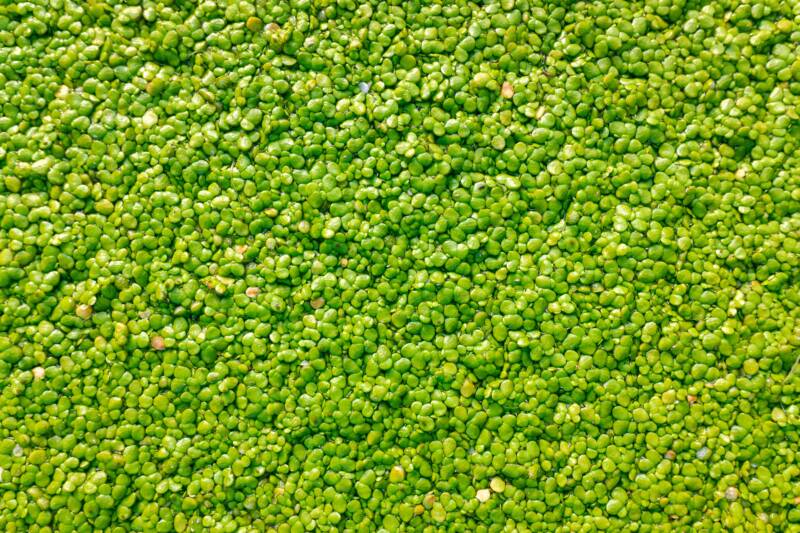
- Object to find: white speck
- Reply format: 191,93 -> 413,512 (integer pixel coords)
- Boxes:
12,444 -> 22,457
696,447 -> 711,460
358,82 -> 371,94
142,109 -> 158,128
56,85 -> 70,99
476,488 -> 491,502
32,367 -> 45,379
725,487 -> 739,501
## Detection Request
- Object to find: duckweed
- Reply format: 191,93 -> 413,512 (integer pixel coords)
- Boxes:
1,0 -> 800,532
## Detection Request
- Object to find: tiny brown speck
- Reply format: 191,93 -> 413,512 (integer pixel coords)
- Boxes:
246,17 -> 264,32
310,297 -> 325,309
151,336 -> 166,351
423,493 -> 436,508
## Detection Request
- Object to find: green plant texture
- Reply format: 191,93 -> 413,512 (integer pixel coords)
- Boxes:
0,0 -> 799,531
